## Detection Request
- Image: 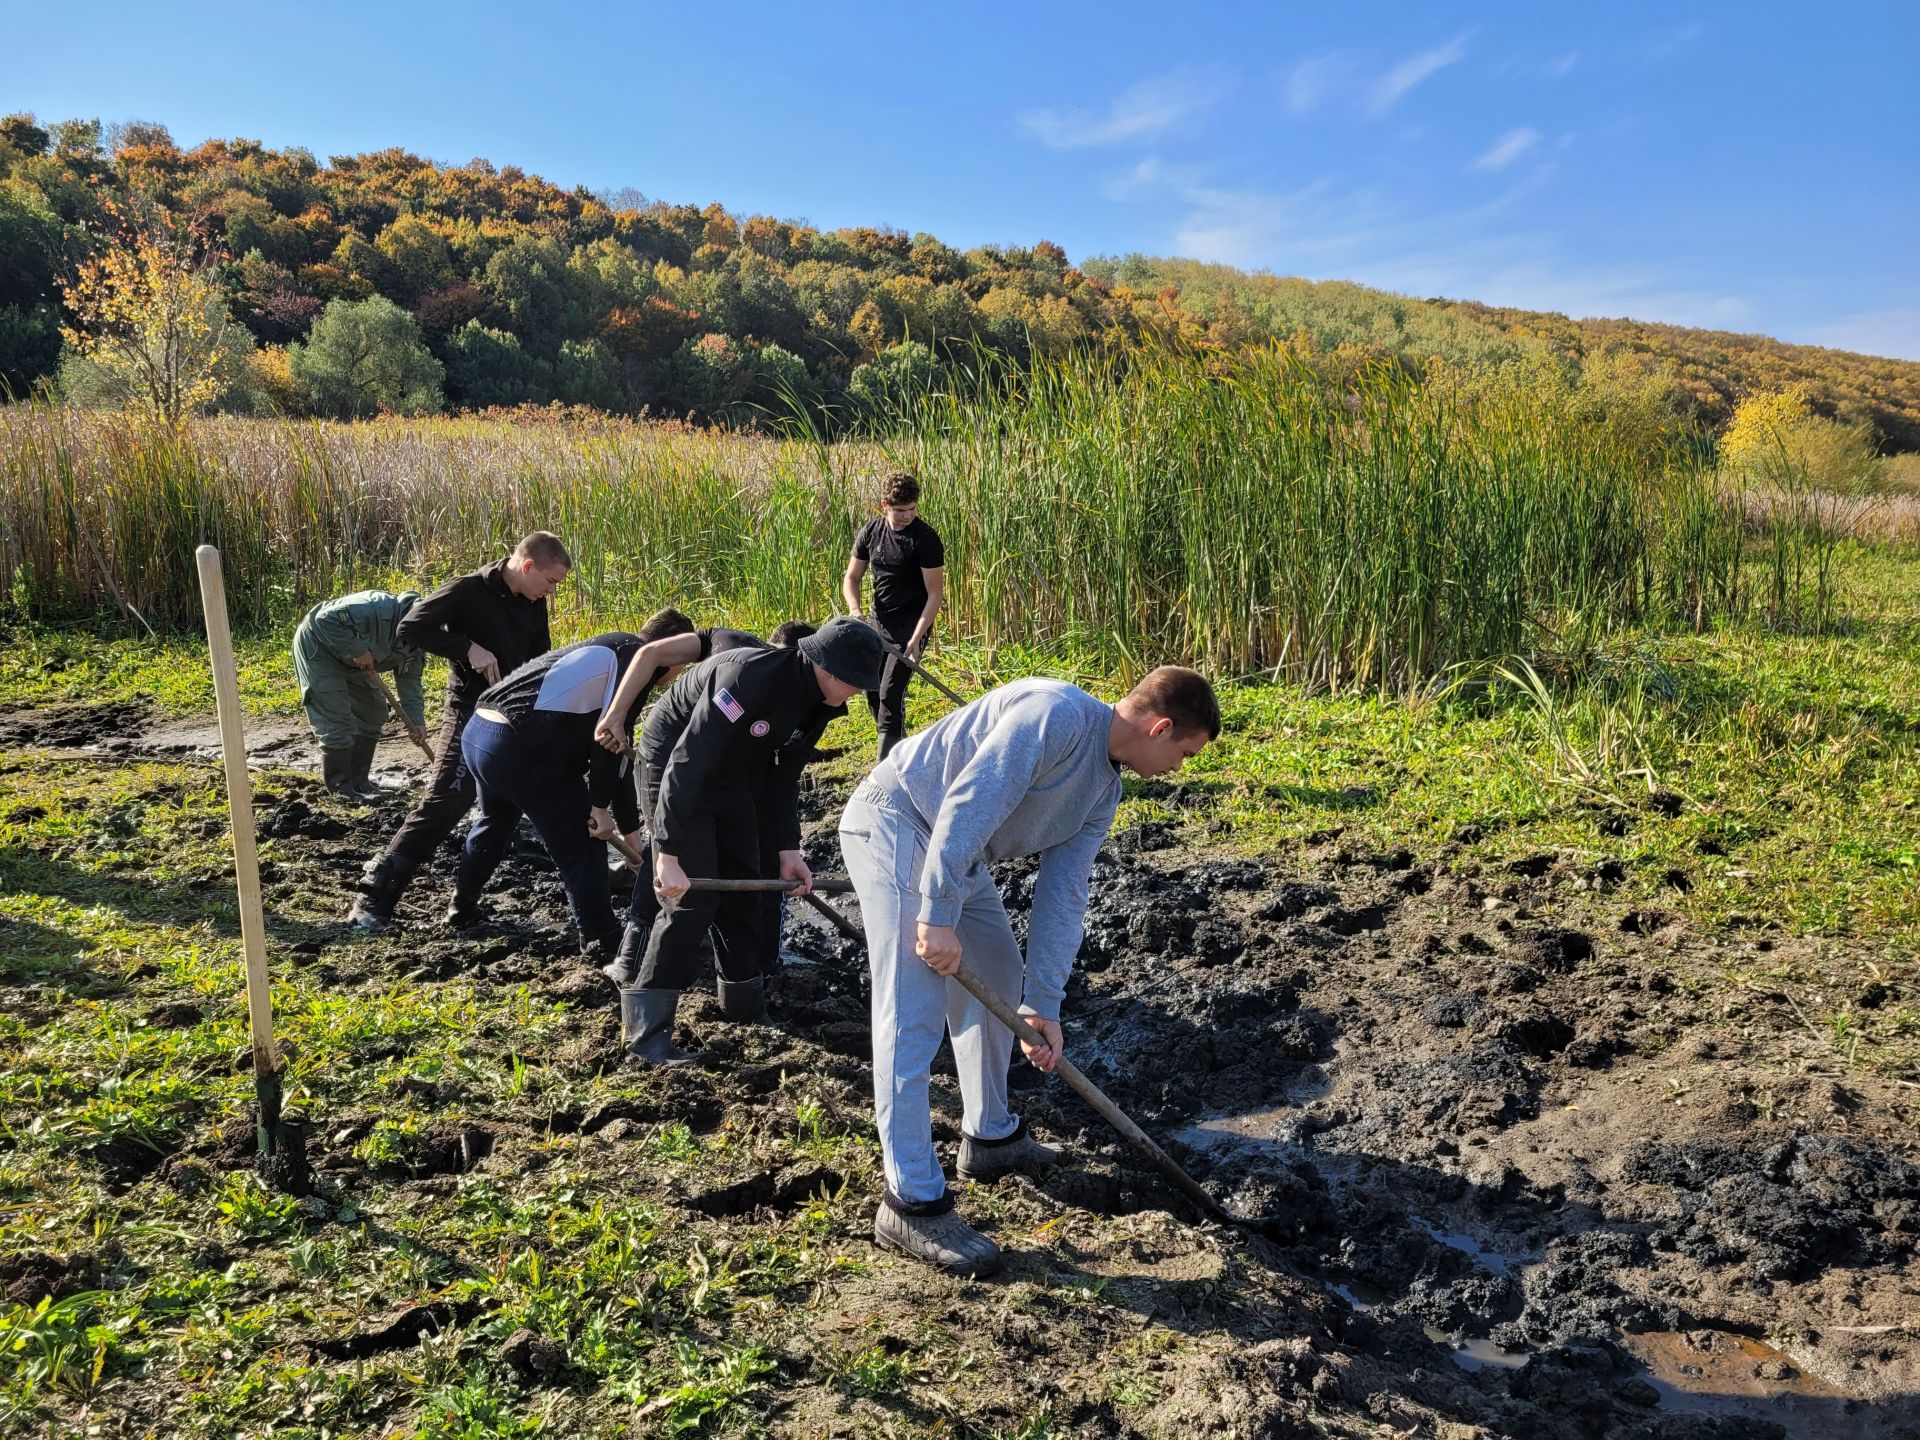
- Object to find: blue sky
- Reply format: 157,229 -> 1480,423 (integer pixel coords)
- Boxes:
6,1 -> 1917,357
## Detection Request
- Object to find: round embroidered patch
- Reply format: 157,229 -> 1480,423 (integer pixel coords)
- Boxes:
750,720 -> 771,737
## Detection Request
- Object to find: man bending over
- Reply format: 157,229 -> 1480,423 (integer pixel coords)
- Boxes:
839,666 -> 1220,1276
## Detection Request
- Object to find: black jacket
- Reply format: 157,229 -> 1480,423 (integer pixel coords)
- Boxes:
397,561 -> 551,710
642,645 -> 843,855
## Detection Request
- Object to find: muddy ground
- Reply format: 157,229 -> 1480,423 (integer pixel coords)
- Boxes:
3,701 -> 1917,1439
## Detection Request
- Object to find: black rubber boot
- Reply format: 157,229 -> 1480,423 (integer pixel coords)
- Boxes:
348,862 -> 410,932
621,988 -> 696,1066
443,892 -> 487,933
716,974 -> 767,1022
601,923 -> 647,988
348,735 -> 393,799
321,745 -> 363,801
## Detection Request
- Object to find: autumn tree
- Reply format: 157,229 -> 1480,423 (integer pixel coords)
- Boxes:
288,295 -> 443,417
58,215 -> 248,425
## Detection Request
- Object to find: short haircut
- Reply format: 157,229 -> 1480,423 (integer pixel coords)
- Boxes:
512,531 -> 572,569
637,607 -> 696,645
1126,666 -> 1221,740
881,470 -> 919,507
769,620 -> 816,649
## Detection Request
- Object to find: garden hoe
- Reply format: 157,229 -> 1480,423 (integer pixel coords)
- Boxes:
195,545 -> 309,1196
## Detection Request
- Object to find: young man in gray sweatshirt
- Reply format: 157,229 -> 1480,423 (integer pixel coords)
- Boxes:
839,666 -> 1221,1276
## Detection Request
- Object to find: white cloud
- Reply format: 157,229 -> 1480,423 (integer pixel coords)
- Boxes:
1367,34 -> 1470,114
1105,158 -> 1751,332
1284,55 -> 1353,116
1543,52 -> 1579,78
1020,68 -> 1227,150
1473,128 -> 1541,171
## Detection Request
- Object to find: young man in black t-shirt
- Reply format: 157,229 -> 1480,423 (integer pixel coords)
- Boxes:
841,471 -> 945,759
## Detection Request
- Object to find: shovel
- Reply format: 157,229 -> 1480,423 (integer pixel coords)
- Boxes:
194,545 -> 308,1194
678,874 -> 1241,1226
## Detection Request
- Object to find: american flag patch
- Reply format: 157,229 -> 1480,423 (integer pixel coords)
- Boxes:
714,688 -> 746,722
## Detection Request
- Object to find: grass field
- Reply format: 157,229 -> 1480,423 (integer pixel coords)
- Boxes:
2,370 -> 1916,1434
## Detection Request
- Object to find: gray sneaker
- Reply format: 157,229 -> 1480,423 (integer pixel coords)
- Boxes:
957,1122 -> 1062,1183
873,1201 -> 1002,1277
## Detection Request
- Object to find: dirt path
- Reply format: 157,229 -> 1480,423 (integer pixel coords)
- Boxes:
4,703 -> 1915,1438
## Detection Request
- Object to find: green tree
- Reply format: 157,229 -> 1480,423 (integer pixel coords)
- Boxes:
553,337 -> 624,410
443,319 -> 551,408
373,215 -> 456,305
288,295 -> 443,417
847,340 -> 939,422
0,302 -> 60,397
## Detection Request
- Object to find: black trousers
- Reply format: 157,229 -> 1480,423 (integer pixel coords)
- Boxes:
865,618 -> 916,760
635,779 -> 772,991
456,715 -> 620,945
374,703 -> 477,883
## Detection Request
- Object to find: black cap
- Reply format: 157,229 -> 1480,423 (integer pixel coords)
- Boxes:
798,616 -> 887,690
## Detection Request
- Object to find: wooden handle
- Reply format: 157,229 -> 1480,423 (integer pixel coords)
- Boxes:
877,634 -> 967,707
368,670 -> 435,762
947,961 -> 1232,1224
681,876 -> 856,895
606,832 -> 646,869
194,547 -> 279,1094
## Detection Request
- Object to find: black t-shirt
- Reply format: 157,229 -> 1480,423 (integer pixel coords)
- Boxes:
853,517 -> 945,630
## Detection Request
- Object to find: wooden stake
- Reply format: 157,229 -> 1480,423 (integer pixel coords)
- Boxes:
194,545 -> 284,1157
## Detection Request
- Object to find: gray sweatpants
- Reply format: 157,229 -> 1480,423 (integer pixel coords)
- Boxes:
840,780 -> 1021,1205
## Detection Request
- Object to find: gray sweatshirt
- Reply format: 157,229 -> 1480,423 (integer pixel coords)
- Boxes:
874,678 -> 1121,1020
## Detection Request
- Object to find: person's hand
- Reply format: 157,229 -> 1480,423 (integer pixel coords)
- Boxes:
587,806 -> 618,841
466,642 -> 501,685
905,634 -> 927,662
914,922 -> 962,976
778,849 -> 812,897
407,723 -> 430,751
353,650 -> 377,672
1017,1009 -> 1064,1073
593,716 -> 627,754
621,830 -> 646,864
654,851 -> 689,903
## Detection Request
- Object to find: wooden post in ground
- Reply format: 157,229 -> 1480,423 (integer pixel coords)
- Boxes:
194,544 -> 286,1159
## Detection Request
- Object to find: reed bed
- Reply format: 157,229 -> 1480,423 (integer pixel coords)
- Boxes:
0,344 -> 1784,687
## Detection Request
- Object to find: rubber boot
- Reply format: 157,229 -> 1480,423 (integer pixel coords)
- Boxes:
349,735 -> 393,799
622,988 -> 695,1066
601,923 -> 647,988
321,745 -> 363,801
348,861 -> 410,932
716,974 -> 767,1023
443,890 -> 487,933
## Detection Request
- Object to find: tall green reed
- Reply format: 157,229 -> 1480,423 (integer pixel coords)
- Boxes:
1,342 -> 1758,687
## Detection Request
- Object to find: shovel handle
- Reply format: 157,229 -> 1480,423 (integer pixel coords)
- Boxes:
947,961 -> 1234,1225
194,546 -> 283,1156
368,670 -> 435,763
876,633 -> 967,708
